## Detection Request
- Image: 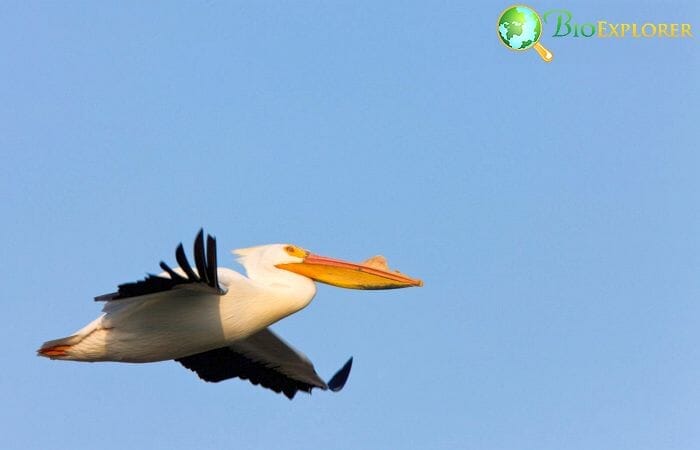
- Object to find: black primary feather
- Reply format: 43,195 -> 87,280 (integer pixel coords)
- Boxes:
193,230 -> 208,284
176,347 -> 353,400
175,243 -> 198,281
328,357 -> 353,392
159,261 -> 186,282
94,229 -> 224,301
176,347 -> 317,399
206,234 -> 218,289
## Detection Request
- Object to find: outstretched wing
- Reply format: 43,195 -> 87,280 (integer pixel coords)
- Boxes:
176,328 -> 353,399
95,229 -> 226,301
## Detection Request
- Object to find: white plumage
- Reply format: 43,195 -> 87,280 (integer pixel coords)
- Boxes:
39,231 -> 421,399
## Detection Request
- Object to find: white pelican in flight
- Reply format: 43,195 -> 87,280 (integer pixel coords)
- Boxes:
39,230 -> 422,399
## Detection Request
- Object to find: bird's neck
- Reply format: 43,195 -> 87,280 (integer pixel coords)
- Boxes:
219,269 -> 318,340
260,269 -> 318,313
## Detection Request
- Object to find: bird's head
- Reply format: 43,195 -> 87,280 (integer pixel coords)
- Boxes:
233,244 -> 422,290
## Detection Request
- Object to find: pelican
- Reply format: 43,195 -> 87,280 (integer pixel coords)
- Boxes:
38,230 -> 422,399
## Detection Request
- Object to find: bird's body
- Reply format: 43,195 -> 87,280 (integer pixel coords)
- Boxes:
39,231 -> 421,398
51,266 -> 315,363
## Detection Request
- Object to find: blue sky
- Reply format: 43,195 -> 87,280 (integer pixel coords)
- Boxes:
2,1 -> 698,449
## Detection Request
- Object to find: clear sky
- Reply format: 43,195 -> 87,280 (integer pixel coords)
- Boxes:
2,1 -> 698,449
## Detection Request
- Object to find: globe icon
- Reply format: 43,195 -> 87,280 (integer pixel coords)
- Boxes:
497,5 -> 553,62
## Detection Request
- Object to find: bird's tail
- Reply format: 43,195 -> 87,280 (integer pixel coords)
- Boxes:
37,334 -> 82,358
37,316 -> 104,360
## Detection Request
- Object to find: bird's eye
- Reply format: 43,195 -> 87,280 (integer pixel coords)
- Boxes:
284,245 -> 308,258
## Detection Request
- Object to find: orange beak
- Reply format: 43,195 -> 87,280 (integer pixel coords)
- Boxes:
276,253 -> 423,290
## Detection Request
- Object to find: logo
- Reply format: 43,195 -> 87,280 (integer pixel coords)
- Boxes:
498,5 -> 694,62
497,5 -> 553,62
544,10 -> 693,39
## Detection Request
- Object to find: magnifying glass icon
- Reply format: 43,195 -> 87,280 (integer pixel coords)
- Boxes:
497,5 -> 553,62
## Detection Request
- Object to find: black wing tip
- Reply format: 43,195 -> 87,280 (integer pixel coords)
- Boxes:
101,229 -> 221,301
197,228 -> 216,244
193,230 -> 208,284
175,242 -> 198,281
94,292 -> 118,302
327,357 -> 353,392
160,260 -> 185,281
177,345 -> 337,400
176,229 -> 218,285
